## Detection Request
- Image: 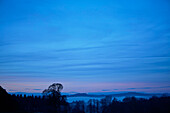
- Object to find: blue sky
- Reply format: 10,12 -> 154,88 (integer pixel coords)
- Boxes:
0,0 -> 170,93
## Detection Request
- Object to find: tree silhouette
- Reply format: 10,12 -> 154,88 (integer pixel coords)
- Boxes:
42,83 -> 63,96
42,83 -> 64,113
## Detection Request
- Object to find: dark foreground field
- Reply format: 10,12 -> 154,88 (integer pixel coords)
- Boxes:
0,86 -> 170,113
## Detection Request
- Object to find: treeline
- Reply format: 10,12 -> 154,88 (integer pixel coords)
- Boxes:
102,96 -> 170,113
69,95 -> 170,113
0,86 -> 170,113
0,86 -> 68,113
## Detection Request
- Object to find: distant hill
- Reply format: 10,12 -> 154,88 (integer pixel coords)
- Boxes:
67,92 -> 168,97
9,91 -> 169,98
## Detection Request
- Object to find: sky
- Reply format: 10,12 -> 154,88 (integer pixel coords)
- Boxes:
0,0 -> 170,93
